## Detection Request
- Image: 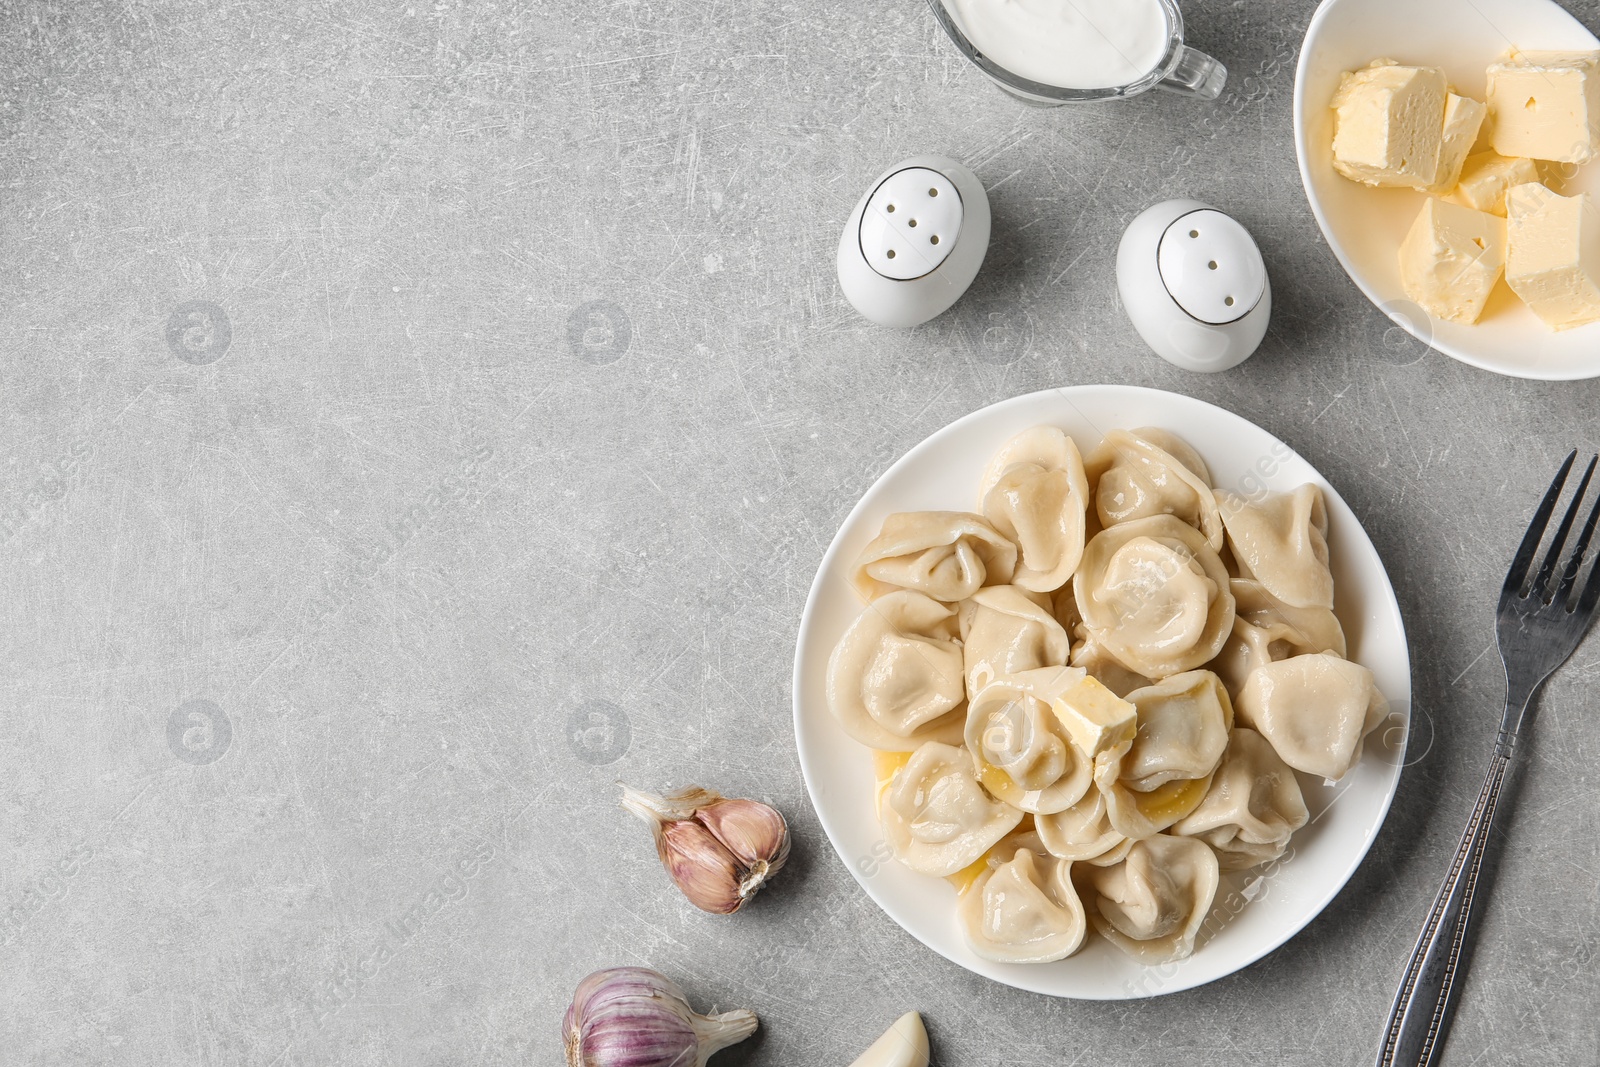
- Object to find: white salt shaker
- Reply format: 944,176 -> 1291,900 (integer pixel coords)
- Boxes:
837,155 -> 991,328
1117,199 -> 1271,372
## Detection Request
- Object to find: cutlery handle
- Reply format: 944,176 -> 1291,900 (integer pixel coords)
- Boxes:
1375,749 -> 1514,1067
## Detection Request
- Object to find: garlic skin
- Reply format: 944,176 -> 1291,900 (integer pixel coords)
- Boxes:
621,785 -> 790,915
849,1012 -> 931,1067
564,967 -> 758,1067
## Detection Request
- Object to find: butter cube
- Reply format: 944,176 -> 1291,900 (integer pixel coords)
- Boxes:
1398,198 -> 1507,324
1506,183 -> 1600,330
1048,675 -> 1136,759
1330,60 -> 1448,189
1487,51 -> 1600,163
1427,94 -> 1489,193
1448,152 -> 1541,216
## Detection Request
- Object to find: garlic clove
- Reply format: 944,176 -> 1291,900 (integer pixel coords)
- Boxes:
658,818 -> 746,915
621,784 -> 790,914
849,1012 -> 931,1067
695,796 -> 791,880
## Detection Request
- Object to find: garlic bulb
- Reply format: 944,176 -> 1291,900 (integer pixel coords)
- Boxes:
621,785 -> 790,914
564,967 -> 758,1067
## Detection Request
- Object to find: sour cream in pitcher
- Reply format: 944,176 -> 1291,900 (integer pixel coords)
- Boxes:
945,0 -> 1171,90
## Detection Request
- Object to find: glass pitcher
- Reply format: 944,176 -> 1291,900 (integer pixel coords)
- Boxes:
926,0 -> 1227,106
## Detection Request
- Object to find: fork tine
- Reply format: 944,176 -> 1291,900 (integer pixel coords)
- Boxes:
1579,542 -> 1600,618
1532,454 -> 1597,601
1555,456 -> 1600,608
1504,450 -> 1577,600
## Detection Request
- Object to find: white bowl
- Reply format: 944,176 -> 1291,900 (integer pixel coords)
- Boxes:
1294,0 -> 1600,380
792,386 -> 1413,999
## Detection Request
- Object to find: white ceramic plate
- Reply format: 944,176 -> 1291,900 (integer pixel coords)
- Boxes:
792,386 -> 1413,999
1294,0 -> 1600,380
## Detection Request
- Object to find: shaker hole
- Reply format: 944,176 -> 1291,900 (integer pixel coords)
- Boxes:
887,204 -> 896,213
1208,261 -> 1219,270
930,235 -> 940,245
886,250 -> 897,259
1225,296 -> 1236,307
1189,230 -> 1200,238
908,219 -> 918,227
928,188 -> 939,197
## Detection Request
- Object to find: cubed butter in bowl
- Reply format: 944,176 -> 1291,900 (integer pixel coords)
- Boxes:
1448,152 -> 1541,216
1430,93 -> 1489,193
1487,51 -> 1600,164
1505,182 -> 1600,329
1329,60 -> 1485,193
1331,61 -> 1448,189
1400,199 -> 1507,324
1295,0 -> 1600,378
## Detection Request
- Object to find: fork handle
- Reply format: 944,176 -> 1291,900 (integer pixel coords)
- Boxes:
1375,746 -> 1515,1067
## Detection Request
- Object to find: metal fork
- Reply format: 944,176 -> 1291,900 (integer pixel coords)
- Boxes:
1376,450 -> 1600,1067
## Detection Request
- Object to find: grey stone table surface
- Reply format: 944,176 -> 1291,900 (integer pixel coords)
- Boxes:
3,0 -> 1599,1064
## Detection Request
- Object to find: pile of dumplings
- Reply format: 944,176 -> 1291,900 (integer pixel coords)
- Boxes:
826,425 -> 1390,967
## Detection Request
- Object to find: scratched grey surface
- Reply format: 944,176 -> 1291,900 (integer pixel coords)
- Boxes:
3,0 -> 1600,1063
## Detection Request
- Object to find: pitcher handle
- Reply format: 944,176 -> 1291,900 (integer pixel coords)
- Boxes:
1157,45 -> 1227,100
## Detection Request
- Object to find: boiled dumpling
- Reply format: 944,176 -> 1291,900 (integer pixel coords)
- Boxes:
881,742 -> 1023,877
1235,653 -> 1388,780
964,668 -> 1093,815
959,585 -> 1071,698
1070,634 -> 1153,699
957,846 -> 1087,963
1233,579 -> 1345,655
1073,516 -> 1237,678
852,512 -> 1017,603
1172,727 -> 1309,870
1082,834 -> 1221,963
1084,428 -> 1224,550
1119,671 -> 1234,790
977,427 -> 1091,593
1096,671 -> 1233,840
1036,786 -> 1128,863
1217,484 -> 1334,610
827,590 -> 967,751
1210,578 -> 1347,696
